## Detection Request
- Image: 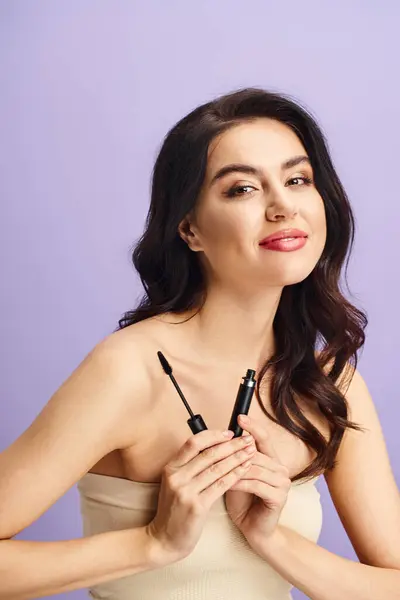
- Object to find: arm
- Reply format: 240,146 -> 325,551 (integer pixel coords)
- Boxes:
258,524 -> 400,600
256,366 -> 400,599
0,527 -> 159,600
0,332 -> 162,600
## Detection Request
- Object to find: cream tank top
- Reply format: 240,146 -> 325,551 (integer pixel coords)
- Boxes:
77,472 -> 323,600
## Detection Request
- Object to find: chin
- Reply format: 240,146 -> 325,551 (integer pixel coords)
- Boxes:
261,265 -> 316,288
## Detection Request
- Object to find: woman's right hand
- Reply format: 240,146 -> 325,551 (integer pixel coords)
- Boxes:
145,429 -> 256,565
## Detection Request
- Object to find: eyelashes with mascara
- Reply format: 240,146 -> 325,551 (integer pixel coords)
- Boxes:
225,176 -> 314,198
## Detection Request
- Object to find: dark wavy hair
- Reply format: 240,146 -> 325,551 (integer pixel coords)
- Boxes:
116,87 -> 368,483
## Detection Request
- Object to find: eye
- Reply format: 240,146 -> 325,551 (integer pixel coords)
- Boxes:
286,176 -> 313,187
224,185 -> 256,198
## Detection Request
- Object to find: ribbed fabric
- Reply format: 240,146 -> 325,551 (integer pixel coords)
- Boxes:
77,472 -> 323,599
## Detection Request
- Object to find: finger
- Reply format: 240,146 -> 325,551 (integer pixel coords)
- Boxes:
237,414 -> 271,446
244,451 -> 290,475
229,479 -> 289,506
237,415 -> 279,459
230,446 -> 276,475
186,434 -> 256,481
234,463 -> 291,489
169,430 -> 235,468
192,442 -> 257,495
200,460 -> 253,509
167,433 -> 256,490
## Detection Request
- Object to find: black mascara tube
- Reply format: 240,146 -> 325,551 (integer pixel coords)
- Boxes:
157,350 -> 208,434
228,369 -> 256,437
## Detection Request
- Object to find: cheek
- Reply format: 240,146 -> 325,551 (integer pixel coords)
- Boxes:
318,205 -> 327,237
307,196 -> 326,232
309,202 -> 327,253
200,208 -> 253,248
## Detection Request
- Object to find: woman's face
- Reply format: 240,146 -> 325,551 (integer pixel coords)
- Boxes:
180,118 -> 327,289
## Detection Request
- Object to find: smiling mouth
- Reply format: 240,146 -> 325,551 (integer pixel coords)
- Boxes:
258,229 -> 309,246
259,236 -> 308,252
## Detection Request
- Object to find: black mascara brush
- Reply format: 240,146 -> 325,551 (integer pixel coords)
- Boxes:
157,351 -> 208,434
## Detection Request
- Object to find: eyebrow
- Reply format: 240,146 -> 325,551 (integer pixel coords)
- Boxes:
209,155 -> 311,185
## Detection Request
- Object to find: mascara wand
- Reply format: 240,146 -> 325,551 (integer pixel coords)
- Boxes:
157,351 -> 208,434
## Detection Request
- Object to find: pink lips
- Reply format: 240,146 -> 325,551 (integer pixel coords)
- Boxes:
259,228 -> 308,252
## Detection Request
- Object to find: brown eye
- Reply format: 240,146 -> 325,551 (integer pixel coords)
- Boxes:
286,176 -> 313,187
225,185 -> 256,198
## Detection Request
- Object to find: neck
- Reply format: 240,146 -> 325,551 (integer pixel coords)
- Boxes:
182,283 -> 283,374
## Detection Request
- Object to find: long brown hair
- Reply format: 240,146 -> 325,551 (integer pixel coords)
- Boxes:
116,87 -> 367,482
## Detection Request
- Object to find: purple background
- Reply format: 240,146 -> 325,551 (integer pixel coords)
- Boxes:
1,2 -> 399,599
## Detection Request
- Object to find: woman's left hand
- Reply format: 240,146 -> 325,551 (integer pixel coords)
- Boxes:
225,414 -> 292,552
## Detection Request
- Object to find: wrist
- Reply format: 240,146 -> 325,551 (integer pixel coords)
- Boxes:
249,526 -> 287,559
143,524 -> 183,569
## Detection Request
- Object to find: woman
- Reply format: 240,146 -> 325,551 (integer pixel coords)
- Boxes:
1,88 -> 399,600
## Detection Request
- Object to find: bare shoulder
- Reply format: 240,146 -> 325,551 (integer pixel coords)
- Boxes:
320,356 -> 400,568
0,321 -> 154,539
67,324 -> 154,427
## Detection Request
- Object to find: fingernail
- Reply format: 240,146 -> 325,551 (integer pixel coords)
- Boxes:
239,414 -> 250,424
223,430 -> 234,438
245,444 -> 256,453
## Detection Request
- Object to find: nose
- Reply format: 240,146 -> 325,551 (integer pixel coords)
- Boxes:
265,186 -> 298,222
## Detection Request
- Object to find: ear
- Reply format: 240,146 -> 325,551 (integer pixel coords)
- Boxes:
178,216 -> 203,252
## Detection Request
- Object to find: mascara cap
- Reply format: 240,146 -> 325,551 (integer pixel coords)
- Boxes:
188,414 -> 208,434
